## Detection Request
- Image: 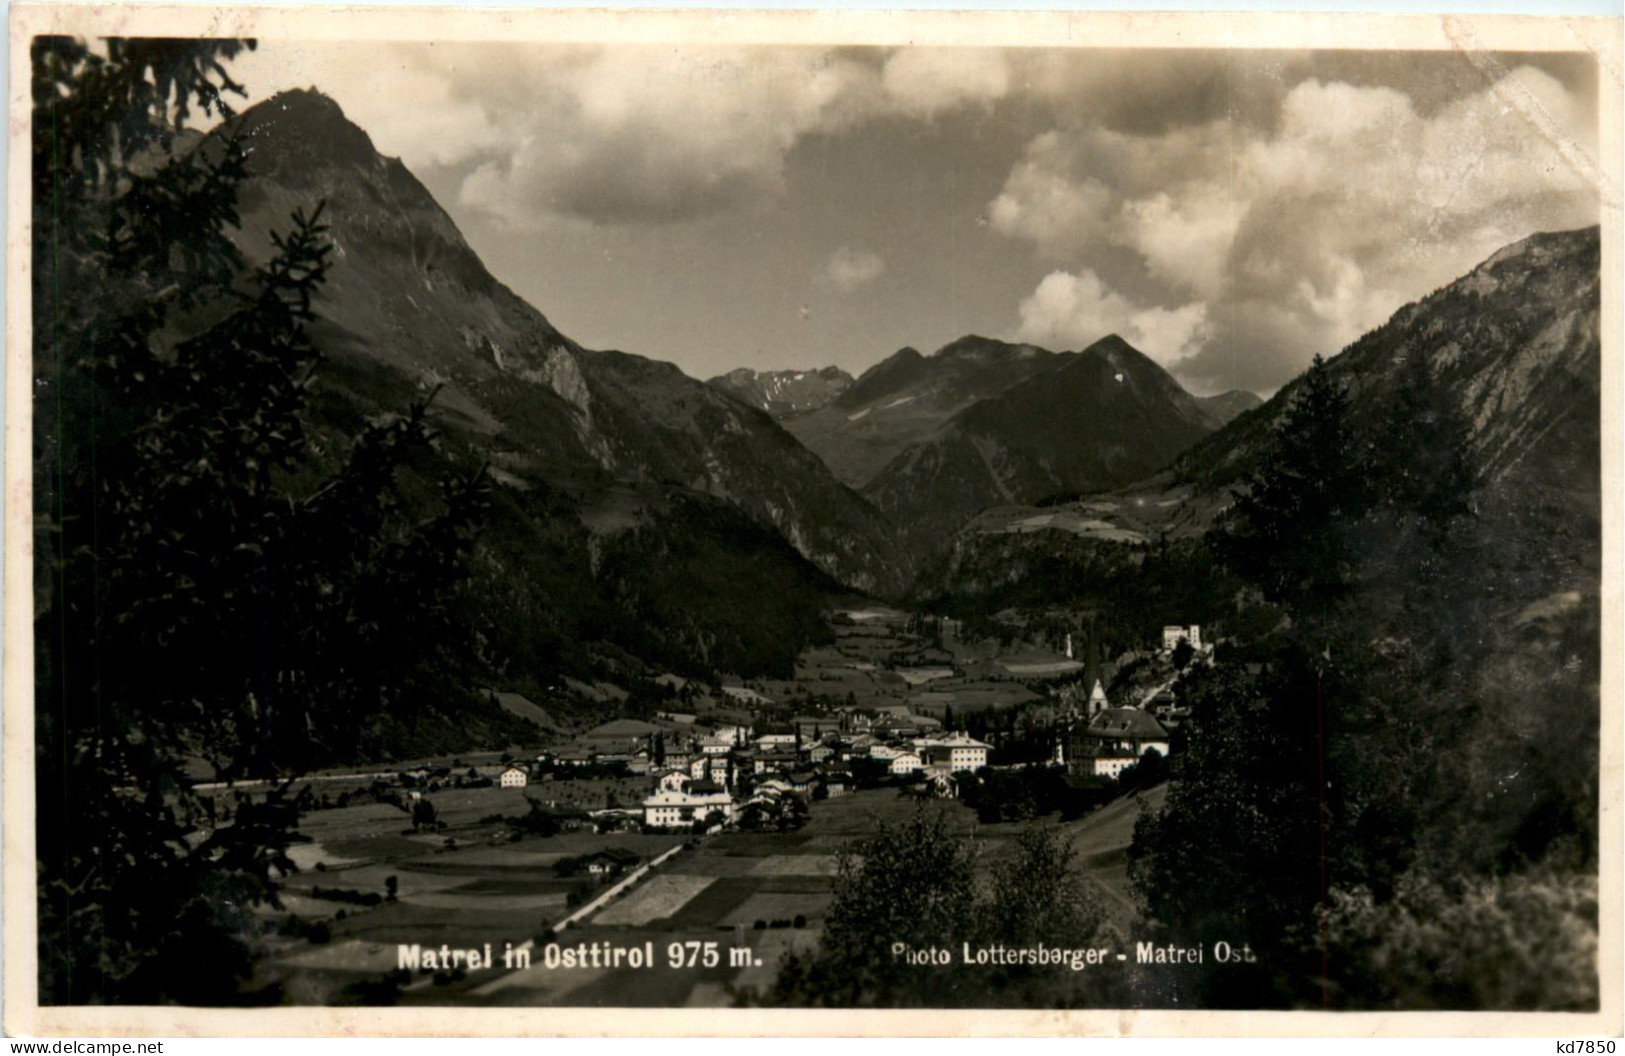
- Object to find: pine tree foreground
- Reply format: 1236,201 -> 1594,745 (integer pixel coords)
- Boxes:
32,37 -> 486,1004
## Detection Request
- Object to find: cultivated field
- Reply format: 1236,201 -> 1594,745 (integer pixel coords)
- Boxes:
251,779 -> 1153,1006
249,782 -> 683,1004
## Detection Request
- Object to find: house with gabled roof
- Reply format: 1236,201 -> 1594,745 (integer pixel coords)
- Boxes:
915,733 -> 990,772
642,774 -> 735,829
889,752 -> 923,775
753,749 -> 801,775
1067,706 -> 1171,779
581,847 -> 642,876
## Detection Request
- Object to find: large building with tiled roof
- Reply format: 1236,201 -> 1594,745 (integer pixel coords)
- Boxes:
642,773 -> 735,829
1065,707 -> 1171,779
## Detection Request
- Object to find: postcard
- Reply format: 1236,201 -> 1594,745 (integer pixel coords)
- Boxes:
5,4 -> 1621,1038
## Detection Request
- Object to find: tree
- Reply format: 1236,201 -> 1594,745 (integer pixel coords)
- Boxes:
1364,348 -> 1482,645
512,797 -> 559,837
32,37 -> 484,1004
770,810 -> 1127,1008
1216,355 -> 1370,623
770,805 -> 975,1006
1116,747 -> 1169,794
1373,350 -> 1475,541
776,794 -> 810,832
1128,656 -> 1333,1007
980,825 -> 1125,1006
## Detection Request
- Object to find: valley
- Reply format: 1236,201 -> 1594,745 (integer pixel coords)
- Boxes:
226,599 -> 1203,1006
30,44 -> 1605,1016
250,779 -> 1166,1007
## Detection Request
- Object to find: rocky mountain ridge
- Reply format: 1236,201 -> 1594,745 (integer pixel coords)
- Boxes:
707,365 -> 854,418
1193,389 -> 1265,429
861,334 -> 1223,556
222,89 -> 905,596
782,335 -> 1074,489
213,91 -> 1600,669
1172,225 -> 1600,514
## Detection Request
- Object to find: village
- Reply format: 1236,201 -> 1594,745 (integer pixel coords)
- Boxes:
239,608 -> 1213,1005
441,608 -> 1210,833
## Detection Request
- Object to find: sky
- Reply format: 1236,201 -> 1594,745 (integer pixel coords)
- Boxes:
224,43 -> 1601,396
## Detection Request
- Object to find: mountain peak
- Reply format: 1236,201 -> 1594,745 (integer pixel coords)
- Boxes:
933,335 -> 1042,361
235,88 -> 384,172
834,345 -> 931,409
1082,332 -> 1135,354
861,326 -> 1218,553
263,87 -> 347,120
215,92 -> 907,596
706,365 -> 855,418
1479,224 -> 1599,273
1174,224 -> 1598,504
1193,388 -> 1264,428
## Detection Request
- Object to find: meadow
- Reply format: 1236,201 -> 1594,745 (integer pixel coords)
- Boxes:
302,785 -> 1153,1006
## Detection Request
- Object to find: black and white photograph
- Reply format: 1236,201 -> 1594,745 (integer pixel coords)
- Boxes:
6,5 -> 1621,1035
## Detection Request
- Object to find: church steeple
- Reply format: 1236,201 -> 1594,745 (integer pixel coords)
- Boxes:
1080,618 -> 1108,714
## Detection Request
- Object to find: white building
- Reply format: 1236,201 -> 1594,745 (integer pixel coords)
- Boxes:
1088,679 -> 1110,715
709,724 -> 750,745
889,752 -> 923,775
642,776 -> 735,829
1162,625 -> 1202,653
1090,754 -> 1143,780
1068,707 -> 1171,780
1079,707 -> 1170,758
914,733 -> 990,772
499,766 -> 529,789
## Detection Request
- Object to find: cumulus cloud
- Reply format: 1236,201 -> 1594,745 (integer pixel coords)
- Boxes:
988,120 -> 1240,262
820,247 -> 886,290
233,43 -> 890,226
455,47 -> 887,226
1015,269 -> 1208,369
1120,187 -> 1239,300
987,133 -> 1117,258
991,64 -> 1600,391
225,44 -> 1600,393
235,42 -> 1035,228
